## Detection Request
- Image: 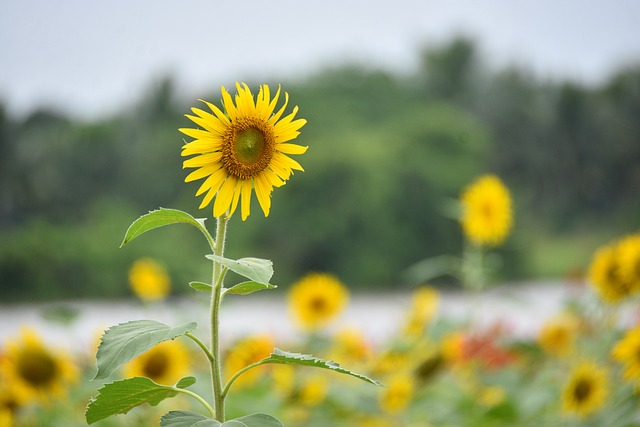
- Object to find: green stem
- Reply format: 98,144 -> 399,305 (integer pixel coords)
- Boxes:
185,332 -> 214,363
210,214 -> 229,422
172,387 -> 216,418
221,360 -> 269,400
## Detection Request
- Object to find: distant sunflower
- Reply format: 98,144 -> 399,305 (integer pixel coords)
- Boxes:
123,340 -> 190,385
180,83 -> 307,220
460,175 -> 513,246
588,242 -> 633,303
225,334 -> 274,389
0,328 -> 78,404
617,234 -> 640,290
611,326 -> 640,384
402,286 -> 439,337
561,361 -> 608,418
128,258 -> 171,302
378,374 -> 415,414
537,313 -> 579,357
288,273 -> 349,331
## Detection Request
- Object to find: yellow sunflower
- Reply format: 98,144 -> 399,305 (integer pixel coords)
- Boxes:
617,234 -> 640,290
537,313 -> 579,357
611,325 -> 640,384
288,273 -> 349,331
123,339 -> 190,385
225,334 -> 274,389
0,328 -> 78,405
460,174 -> 513,246
378,373 -> 415,414
561,361 -> 608,418
180,82 -> 307,220
588,242 -> 634,303
402,286 -> 439,337
128,258 -> 171,302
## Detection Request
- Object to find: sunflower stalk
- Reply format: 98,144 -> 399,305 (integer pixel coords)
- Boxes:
210,214 -> 229,421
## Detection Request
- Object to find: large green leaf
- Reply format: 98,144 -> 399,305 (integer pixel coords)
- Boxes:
205,256 -> 273,284
120,208 -> 210,247
160,412 -> 284,427
86,377 -> 179,424
94,320 -> 197,380
224,281 -> 277,296
261,348 -> 382,386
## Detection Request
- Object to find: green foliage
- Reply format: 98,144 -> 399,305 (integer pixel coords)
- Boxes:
86,377 -> 181,424
223,281 -> 277,296
205,256 -> 274,285
94,320 -> 197,379
121,208 -> 212,248
160,411 -> 284,427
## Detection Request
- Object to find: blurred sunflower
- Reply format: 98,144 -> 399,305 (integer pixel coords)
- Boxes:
561,361 -> 608,418
180,83 -> 307,220
402,286 -> 439,337
123,339 -> 190,385
378,373 -> 415,414
288,273 -> 349,331
298,373 -> 329,407
537,313 -> 579,357
128,258 -> 171,302
225,334 -> 274,389
588,242 -> 634,303
0,328 -> 78,404
459,174 -> 513,246
617,234 -> 640,289
611,325 -> 640,384
328,327 -> 372,365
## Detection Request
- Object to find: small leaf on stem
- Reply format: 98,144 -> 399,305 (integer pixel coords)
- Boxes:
224,281 -> 277,296
205,255 -> 273,285
121,208 -> 211,247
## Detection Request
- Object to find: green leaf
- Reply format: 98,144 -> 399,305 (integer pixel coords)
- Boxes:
121,208 -> 210,247
175,376 -> 196,389
205,256 -> 273,284
223,413 -> 284,427
261,348 -> 383,386
94,320 -> 197,380
161,410 -> 220,427
160,412 -> 283,427
86,377 -> 180,424
189,281 -> 213,292
224,281 -> 277,296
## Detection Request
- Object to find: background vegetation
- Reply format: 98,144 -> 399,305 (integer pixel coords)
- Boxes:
1,37 -> 639,301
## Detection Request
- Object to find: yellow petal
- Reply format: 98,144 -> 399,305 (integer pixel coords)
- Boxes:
183,153 -> 222,168
181,140 -> 222,157
213,176 -> 237,217
221,86 -> 238,121
240,179 -> 253,221
269,92 -> 289,125
195,167 -> 227,196
254,174 -> 272,217
179,127 -> 217,141
228,179 -> 243,218
276,143 -> 308,155
199,99 -> 231,126
185,164 -> 219,183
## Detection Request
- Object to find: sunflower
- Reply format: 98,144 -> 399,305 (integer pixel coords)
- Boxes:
611,326 -> 640,384
561,361 -> 608,418
537,313 -> 579,357
617,234 -> 640,290
288,273 -> 349,331
378,374 -> 415,414
402,286 -> 439,337
588,242 -> 634,303
180,83 -> 307,220
123,339 -> 190,385
128,258 -> 171,302
460,174 -> 513,246
225,334 -> 274,389
0,328 -> 78,404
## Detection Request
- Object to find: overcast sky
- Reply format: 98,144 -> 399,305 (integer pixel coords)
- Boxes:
1,0 -> 639,120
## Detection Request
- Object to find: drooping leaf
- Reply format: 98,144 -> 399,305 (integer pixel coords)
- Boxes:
94,320 -> 197,380
205,256 -> 273,285
160,412 -> 283,427
175,376 -> 197,389
160,411 -> 220,427
189,281 -> 213,292
121,208 -> 210,247
86,377 -> 180,424
261,348 -> 383,386
223,413 -> 284,427
224,281 -> 277,296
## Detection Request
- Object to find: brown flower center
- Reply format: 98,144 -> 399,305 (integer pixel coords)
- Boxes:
18,348 -> 57,386
143,351 -> 170,380
222,117 -> 275,180
573,378 -> 592,402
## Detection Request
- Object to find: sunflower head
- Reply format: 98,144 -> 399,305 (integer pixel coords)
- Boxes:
180,83 -> 307,220
378,373 -> 415,414
0,328 -> 78,404
128,258 -> 171,302
537,313 -> 579,357
561,361 -> 608,418
612,326 -> 640,384
460,174 -> 513,246
225,334 -> 274,389
123,340 -> 190,385
588,241 -> 635,303
288,273 -> 349,331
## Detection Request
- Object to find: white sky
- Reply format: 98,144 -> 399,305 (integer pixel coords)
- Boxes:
1,0 -> 639,120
